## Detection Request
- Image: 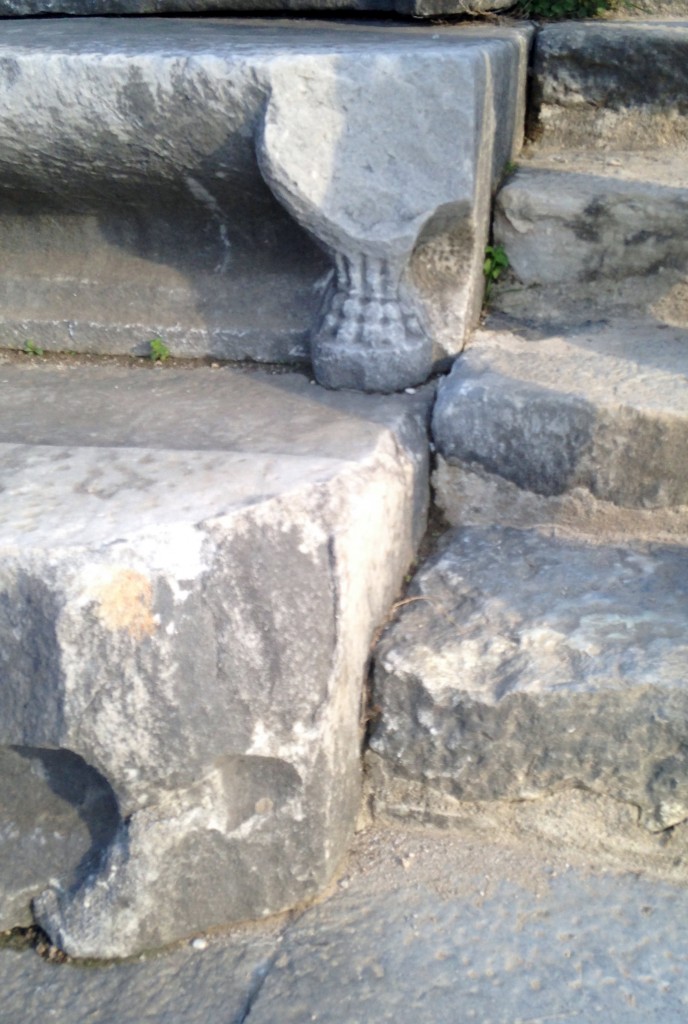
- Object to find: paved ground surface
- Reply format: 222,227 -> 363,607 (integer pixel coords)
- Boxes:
4,813 -> 688,1024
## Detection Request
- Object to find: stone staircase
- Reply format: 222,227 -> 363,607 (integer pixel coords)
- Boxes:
2,10 -> 688,964
368,17 -> 688,856
0,16 -> 529,958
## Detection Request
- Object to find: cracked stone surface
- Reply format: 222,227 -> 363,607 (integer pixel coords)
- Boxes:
0,361 -> 429,958
369,525 -> 688,832
3,821 -> 688,1024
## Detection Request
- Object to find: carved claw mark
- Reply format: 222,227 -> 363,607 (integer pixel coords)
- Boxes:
312,252 -> 432,392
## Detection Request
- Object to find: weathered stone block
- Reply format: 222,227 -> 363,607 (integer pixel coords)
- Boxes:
496,166 -> 688,286
531,20 -> 688,149
0,363 -> 429,957
493,163 -> 688,323
432,325 -> 688,510
0,19 -> 530,391
370,526 -> 688,832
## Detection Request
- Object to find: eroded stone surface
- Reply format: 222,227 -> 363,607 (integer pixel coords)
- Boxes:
0,363 -> 429,957
491,146 -> 688,324
370,526 -> 688,832
432,324 -> 688,509
495,166 -> 688,281
0,19 -> 530,391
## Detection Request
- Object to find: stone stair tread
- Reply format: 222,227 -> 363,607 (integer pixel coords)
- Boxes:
0,361 -> 422,457
432,322 -> 688,510
455,323 -> 688,415
370,524 -> 688,833
493,159 -> 688,325
0,360 -> 429,956
531,19 -> 688,150
0,364 -> 430,547
519,147 -> 688,190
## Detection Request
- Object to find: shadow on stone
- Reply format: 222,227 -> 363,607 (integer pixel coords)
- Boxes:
5,746 -> 120,911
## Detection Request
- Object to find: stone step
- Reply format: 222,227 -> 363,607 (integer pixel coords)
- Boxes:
530,20 -> 688,151
432,322 -> 688,521
0,358 -> 430,958
0,17 -> 529,392
492,155 -> 688,325
369,524 -> 688,836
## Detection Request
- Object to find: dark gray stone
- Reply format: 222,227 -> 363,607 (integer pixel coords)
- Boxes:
370,526 -> 688,832
0,747 -> 119,931
248,846 -> 688,1024
0,362 -> 430,957
534,20 -> 688,112
0,921 -> 282,1024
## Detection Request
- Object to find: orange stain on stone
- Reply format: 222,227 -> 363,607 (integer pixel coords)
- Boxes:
93,569 -> 156,639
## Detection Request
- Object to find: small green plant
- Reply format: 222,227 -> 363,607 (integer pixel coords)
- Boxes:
483,244 -> 509,302
22,340 -> 44,357
148,337 -> 170,363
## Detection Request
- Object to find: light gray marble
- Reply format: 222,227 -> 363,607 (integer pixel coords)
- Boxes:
0,18 -> 530,391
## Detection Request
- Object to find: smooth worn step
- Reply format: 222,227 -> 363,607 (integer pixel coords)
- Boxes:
0,360 -> 429,958
0,18 -> 529,392
531,20 -> 688,150
369,525 -> 688,836
492,152 -> 688,325
432,322 -> 688,519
